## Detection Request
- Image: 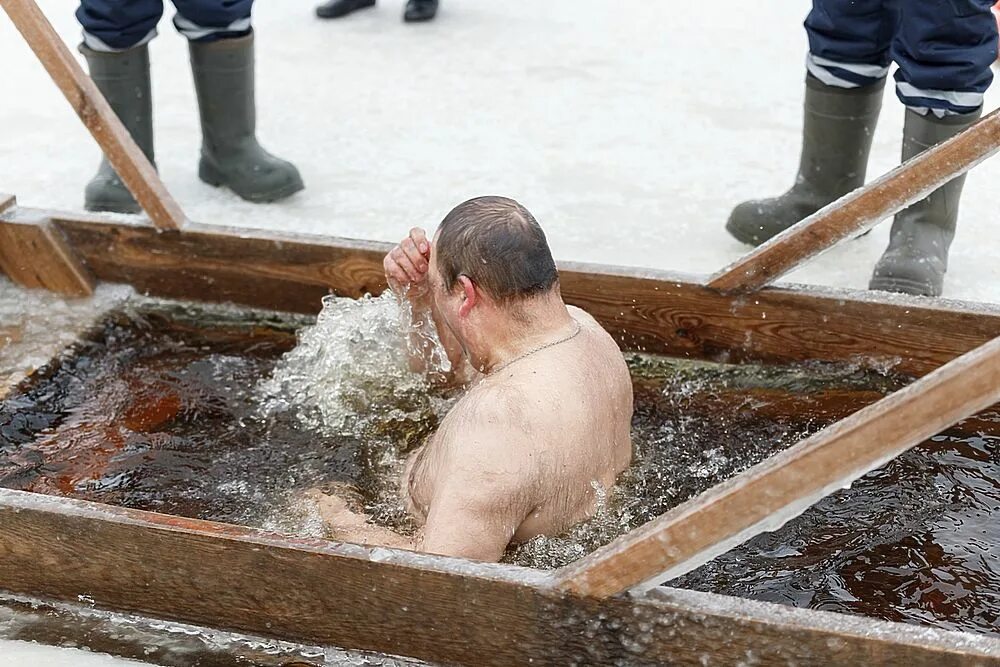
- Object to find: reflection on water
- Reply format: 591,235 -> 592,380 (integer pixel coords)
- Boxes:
1,298 -> 998,638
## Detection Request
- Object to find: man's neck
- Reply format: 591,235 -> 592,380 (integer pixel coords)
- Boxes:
475,296 -> 576,375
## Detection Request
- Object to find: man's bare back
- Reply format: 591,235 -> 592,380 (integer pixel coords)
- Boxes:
312,197 -> 633,561
401,306 -> 632,560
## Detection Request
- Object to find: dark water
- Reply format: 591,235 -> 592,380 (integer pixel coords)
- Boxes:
1,302 -> 998,638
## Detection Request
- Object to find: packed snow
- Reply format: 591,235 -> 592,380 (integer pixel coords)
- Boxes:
2,0 -> 1000,664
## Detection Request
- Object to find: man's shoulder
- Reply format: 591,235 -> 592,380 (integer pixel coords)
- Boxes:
436,385 -> 536,460
567,305 -> 599,328
442,383 -> 530,436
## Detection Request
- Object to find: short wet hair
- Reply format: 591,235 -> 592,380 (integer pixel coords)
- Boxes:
435,196 -> 559,302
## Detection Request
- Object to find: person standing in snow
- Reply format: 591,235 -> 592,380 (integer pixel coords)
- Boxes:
77,0 -> 304,213
726,1 -> 998,297
315,0 -> 438,23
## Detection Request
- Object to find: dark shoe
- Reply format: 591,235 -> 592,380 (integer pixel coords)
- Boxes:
81,44 -> 155,214
316,0 -> 375,19
869,109 -> 981,297
189,34 -> 304,203
726,75 -> 884,246
404,0 -> 438,22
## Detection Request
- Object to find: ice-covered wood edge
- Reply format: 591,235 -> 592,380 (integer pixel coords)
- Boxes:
555,333 -> 1000,598
0,0 -> 185,231
1,489 -> 998,666
3,201 -> 1000,377
708,107 -> 1000,293
0,593 -> 355,667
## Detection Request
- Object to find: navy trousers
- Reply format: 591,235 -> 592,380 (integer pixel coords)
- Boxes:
77,0 -> 254,52
805,0 -> 997,115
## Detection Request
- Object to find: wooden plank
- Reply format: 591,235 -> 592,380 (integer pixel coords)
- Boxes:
707,108 -> 1000,294
0,194 -> 14,282
0,219 -> 94,296
0,596 -> 325,667
0,0 -> 185,231
17,210 -> 999,377
555,333 -> 1000,598
0,490 -> 997,666
0,594 -> 425,667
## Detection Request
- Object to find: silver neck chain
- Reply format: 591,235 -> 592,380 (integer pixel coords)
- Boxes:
486,322 -> 582,376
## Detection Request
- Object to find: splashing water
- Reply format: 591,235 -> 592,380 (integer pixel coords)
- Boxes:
258,292 -> 450,435
256,292 -> 456,534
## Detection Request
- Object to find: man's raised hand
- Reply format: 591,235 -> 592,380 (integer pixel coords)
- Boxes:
384,227 -> 432,300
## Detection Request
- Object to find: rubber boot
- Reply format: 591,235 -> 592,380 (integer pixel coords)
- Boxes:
189,34 -> 304,203
82,44 -> 154,214
726,75 -> 884,246
404,0 -> 438,22
869,109 -> 980,297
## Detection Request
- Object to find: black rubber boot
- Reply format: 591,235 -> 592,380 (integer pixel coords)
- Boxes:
726,75 -> 884,246
869,109 -> 980,297
404,0 -> 438,22
316,0 -> 375,19
189,34 -> 304,203
82,44 -> 154,214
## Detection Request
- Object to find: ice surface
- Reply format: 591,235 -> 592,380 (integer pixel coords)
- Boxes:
0,277 -> 132,391
3,1 -> 1000,305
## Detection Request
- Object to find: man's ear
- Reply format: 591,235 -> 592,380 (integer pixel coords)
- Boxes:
457,275 -> 477,317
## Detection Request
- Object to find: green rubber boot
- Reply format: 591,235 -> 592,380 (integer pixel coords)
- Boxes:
726,75 -> 884,246
82,44 -> 154,214
189,34 -> 304,203
869,109 -> 980,297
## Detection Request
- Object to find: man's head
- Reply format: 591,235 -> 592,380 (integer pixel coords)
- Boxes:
428,196 -> 562,353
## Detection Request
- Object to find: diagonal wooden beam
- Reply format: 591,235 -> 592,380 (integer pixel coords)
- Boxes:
0,0 -> 185,231
707,108 -> 1000,294
555,332 -> 1000,598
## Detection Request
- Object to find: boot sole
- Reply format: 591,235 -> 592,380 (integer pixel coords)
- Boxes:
725,218 -> 768,247
868,276 -> 940,298
199,162 -> 305,203
85,200 -> 142,215
317,0 -> 375,18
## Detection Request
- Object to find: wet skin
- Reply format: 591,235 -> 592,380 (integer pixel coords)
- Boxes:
313,227 -> 633,561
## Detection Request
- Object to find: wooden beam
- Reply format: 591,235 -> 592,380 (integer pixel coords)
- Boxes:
707,108 -> 1000,294
0,594 -> 388,667
555,333 -> 1000,598
0,219 -> 94,296
0,0 -> 185,231
0,490 -> 997,666
29,209 -> 1000,377
0,194 -> 14,214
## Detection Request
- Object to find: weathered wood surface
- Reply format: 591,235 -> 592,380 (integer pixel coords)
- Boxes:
0,209 -> 991,377
0,490 -> 997,666
0,0 -> 185,231
0,596 -> 337,667
556,333 -> 1000,598
708,108 -> 1000,293
0,219 -> 94,296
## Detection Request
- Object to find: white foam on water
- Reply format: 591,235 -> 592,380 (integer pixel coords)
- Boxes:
257,292 -> 450,436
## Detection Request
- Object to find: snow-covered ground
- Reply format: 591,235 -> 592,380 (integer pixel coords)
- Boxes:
4,0 -> 1000,301
0,641 -> 149,667
2,0 -> 999,664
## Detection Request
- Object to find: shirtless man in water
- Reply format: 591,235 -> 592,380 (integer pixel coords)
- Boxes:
312,196 -> 633,561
